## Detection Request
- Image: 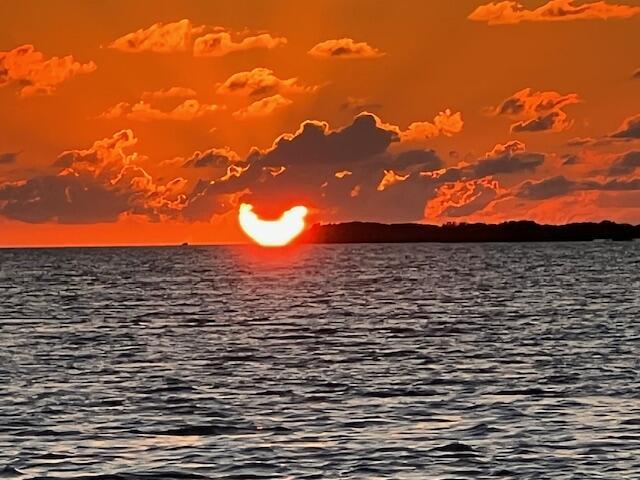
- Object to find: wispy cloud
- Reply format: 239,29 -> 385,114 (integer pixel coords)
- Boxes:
469,0 -> 640,25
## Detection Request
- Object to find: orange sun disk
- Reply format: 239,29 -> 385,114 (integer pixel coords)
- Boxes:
238,203 -> 309,247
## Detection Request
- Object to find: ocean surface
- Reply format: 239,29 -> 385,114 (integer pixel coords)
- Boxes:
1,242 -> 639,479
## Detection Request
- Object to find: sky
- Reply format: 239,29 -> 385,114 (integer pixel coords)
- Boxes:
1,0 -> 640,246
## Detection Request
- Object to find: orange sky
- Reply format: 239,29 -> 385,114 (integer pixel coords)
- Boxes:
1,0 -> 640,246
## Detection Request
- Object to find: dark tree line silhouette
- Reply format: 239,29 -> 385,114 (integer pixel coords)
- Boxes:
299,221 -> 640,243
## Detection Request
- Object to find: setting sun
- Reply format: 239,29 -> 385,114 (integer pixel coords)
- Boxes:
238,203 -> 308,247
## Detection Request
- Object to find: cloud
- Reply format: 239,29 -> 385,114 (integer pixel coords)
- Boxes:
517,173 -> 640,200
518,175 -> 577,199
0,130 -> 187,223
107,19 -> 200,53
400,109 -> 464,141
610,113 -> 640,139
494,88 -> 579,133
425,177 -> 503,219
256,113 -> 399,168
394,149 -> 443,171
496,88 -> 579,116
472,140 -> 545,176
566,136 -> 596,147
0,152 -> 19,165
334,170 -> 352,179
562,153 -> 580,165
608,151 -> 640,175
232,94 -> 292,119
633,68 -> 640,80
308,38 -> 384,59
216,67 -> 317,97
141,86 -> 197,100
377,170 -> 410,191
0,175 -> 130,223
180,113 -> 438,222
0,44 -> 96,97
99,99 -> 221,121
420,140 -> 545,188
181,147 -> 240,168
469,0 -> 640,25
193,32 -> 286,57
511,109 -> 571,133
108,19 -> 286,57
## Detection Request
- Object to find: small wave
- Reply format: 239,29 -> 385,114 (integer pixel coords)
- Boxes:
430,442 -> 476,455
492,387 -> 554,396
141,423 -> 290,436
0,466 -> 24,478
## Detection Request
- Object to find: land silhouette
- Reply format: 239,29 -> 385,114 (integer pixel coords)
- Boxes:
299,220 -> 640,244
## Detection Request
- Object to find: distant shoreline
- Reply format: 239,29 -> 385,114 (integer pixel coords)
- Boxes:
1,221 -> 639,249
299,220 -> 640,244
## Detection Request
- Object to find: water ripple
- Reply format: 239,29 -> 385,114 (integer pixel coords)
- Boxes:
1,242 -> 639,478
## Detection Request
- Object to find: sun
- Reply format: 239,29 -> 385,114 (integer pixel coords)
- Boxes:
238,203 -> 309,247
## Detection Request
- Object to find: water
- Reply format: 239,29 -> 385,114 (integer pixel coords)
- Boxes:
1,243 -> 639,479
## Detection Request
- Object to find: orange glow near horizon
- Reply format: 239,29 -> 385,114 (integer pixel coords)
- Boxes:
238,203 -> 308,247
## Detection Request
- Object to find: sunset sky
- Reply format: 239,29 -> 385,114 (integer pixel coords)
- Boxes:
1,0 -> 640,246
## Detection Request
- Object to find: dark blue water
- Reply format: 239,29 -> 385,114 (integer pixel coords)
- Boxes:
1,243 -> 639,479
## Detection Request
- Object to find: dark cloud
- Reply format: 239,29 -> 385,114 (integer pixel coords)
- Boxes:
0,152 -> 19,165
473,152 -> 544,176
608,151 -> 640,175
182,148 -> 239,168
53,151 -> 98,168
562,154 -> 580,165
518,173 -> 640,200
633,68 -> 640,80
0,175 -> 128,223
511,110 -> 569,133
259,113 -> 398,168
394,149 -> 442,172
566,137 -> 595,147
584,177 -> 640,191
0,130 -> 187,224
610,114 -> 640,139
472,141 -> 545,176
518,175 -> 576,200
186,125 -> 544,223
